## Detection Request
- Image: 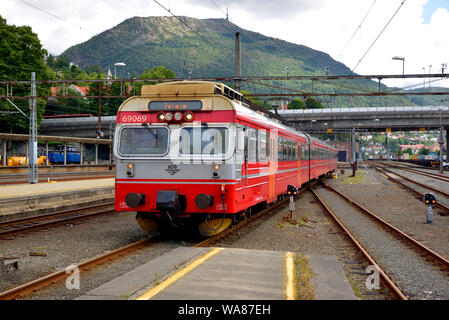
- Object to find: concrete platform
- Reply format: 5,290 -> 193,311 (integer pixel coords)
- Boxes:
0,178 -> 114,218
77,247 -> 357,300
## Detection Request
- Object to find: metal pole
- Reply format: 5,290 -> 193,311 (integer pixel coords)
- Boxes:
29,72 -> 38,184
63,143 -> 67,165
80,143 -> 84,165
2,139 -> 6,166
446,128 -> 449,166
440,126 -> 444,174
235,32 -> 241,92
45,141 -> 49,165
95,144 -> 98,165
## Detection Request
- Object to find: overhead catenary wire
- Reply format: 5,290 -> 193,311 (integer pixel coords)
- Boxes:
350,0 -> 406,74
209,0 -> 227,17
152,0 -> 214,46
15,0 -> 95,34
338,0 -> 377,58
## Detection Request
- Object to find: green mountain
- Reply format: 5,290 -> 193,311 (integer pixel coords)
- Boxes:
60,16 -> 443,108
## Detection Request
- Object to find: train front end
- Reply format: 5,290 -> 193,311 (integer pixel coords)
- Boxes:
114,81 -> 242,236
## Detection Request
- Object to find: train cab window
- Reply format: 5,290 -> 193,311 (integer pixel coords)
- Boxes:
248,128 -> 258,162
119,127 -> 169,155
179,127 -> 229,155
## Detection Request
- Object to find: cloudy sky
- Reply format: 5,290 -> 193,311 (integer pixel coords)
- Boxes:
2,0 -> 449,88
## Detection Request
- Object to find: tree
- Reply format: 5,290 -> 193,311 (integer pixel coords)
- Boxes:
404,147 -> 413,155
304,97 -> 323,109
0,15 -> 55,133
419,148 -> 430,155
287,98 -> 304,109
133,66 -> 176,95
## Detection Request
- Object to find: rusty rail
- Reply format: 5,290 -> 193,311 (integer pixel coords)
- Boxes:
309,186 -> 408,300
323,182 -> 449,269
0,238 -> 156,300
0,203 -> 115,238
370,164 -> 449,213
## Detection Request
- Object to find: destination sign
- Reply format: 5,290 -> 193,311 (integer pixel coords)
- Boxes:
148,100 -> 202,111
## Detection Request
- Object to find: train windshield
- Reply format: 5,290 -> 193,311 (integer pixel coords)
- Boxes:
119,127 -> 169,155
179,127 -> 229,155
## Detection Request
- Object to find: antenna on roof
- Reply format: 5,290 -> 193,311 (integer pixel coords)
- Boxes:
226,8 -> 229,21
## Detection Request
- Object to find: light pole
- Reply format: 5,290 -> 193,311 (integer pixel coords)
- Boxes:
422,67 -> 426,88
428,64 -> 432,88
392,56 -> 405,75
114,62 -> 126,79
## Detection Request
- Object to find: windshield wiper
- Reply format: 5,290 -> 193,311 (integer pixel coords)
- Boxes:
142,123 -> 158,140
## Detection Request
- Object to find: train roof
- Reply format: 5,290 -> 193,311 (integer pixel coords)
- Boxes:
120,81 -> 334,148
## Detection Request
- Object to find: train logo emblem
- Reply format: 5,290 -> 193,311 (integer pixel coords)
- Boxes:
165,164 -> 180,175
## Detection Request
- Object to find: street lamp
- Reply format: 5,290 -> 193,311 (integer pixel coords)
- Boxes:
422,67 -> 426,88
114,62 -> 126,79
428,64 -> 432,88
392,56 -> 405,75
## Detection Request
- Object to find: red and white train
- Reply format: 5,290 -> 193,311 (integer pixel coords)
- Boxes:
114,81 -> 337,236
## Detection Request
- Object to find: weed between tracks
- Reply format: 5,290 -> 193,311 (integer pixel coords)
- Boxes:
294,254 -> 316,300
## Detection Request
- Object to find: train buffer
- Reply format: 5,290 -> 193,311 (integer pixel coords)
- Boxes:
77,247 -> 356,300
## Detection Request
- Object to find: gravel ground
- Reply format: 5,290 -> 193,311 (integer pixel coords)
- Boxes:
321,173 -> 449,300
331,166 -> 449,263
0,211 -> 191,299
215,188 -> 391,300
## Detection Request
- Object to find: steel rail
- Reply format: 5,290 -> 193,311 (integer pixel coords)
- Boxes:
194,180 -> 323,247
0,204 -> 115,237
0,238 -> 156,300
0,174 -> 114,185
381,163 -> 449,183
323,182 -> 449,269
308,186 -> 408,300
370,164 -> 449,213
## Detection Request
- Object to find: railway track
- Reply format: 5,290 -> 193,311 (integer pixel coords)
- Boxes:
0,202 -> 115,238
379,162 -> 449,183
311,182 -> 449,300
0,173 -> 114,185
370,163 -> 449,213
0,180 -> 316,300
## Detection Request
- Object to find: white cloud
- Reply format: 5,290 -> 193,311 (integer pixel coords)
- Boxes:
2,0 -> 449,88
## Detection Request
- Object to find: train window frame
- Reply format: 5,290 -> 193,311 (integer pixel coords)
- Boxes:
248,127 -> 258,162
117,125 -> 170,157
258,129 -> 269,162
278,136 -> 284,161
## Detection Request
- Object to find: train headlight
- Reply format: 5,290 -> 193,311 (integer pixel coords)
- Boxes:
174,111 -> 183,121
184,111 -> 194,122
126,163 -> 134,177
165,112 -> 173,121
157,112 -> 166,121
212,163 -> 220,178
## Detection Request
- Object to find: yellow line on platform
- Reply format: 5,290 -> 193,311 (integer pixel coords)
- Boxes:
136,247 -> 225,300
286,252 -> 295,300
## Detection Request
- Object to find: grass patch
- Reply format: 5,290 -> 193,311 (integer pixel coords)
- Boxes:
294,254 -> 316,300
341,170 -> 365,184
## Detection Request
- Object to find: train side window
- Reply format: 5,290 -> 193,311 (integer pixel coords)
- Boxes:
248,127 -> 257,162
286,139 -> 291,160
266,131 -> 270,159
278,136 -> 284,161
293,142 -> 297,160
258,129 -> 268,162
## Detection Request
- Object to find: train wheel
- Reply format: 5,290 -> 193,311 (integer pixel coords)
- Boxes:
136,212 -> 158,235
198,217 -> 232,237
